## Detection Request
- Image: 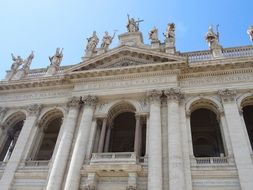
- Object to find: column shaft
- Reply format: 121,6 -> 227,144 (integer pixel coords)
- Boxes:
147,90 -> 163,190
64,96 -> 97,190
46,98 -> 80,190
219,89 -> 253,190
97,118 -> 107,153
166,89 -> 185,190
104,127 -> 111,152
134,115 -> 141,156
0,104 -> 41,190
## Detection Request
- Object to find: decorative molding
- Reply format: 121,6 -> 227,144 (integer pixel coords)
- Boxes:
67,96 -> 81,108
164,88 -> 184,101
147,89 -> 162,103
83,95 -> 98,107
27,104 -> 42,116
218,89 -> 237,103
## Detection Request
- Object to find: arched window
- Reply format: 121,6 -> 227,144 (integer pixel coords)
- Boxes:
242,105 -> 253,150
30,110 -> 63,161
190,108 -> 225,157
0,112 -> 26,161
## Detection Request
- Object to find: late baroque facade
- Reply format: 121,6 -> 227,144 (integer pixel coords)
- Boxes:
0,20 -> 253,190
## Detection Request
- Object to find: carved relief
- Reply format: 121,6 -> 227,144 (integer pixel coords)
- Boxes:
83,95 -> 98,107
218,89 -> 237,103
27,104 -> 42,116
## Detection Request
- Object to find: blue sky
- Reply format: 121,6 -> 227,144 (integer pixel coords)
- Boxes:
0,0 -> 252,79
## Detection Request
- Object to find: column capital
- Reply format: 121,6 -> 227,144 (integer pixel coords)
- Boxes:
67,96 -> 81,108
83,95 -> 98,107
126,186 -> 137,190
164,88 -> 184,102
27,104 -> 42,116
218,89 -> 237,103
147,89 -> 162,103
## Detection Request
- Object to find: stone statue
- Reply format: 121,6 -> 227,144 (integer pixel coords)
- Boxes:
86,31 -> 99,52
49,48 -> 63,67
149,27 -> 159,42
163,23 -> 175,44
101,31 -> 115,49
205,26 -> 221,49
22,51 -> 34,73
247,25 -> 253,41
126,14 -> 143,32
10,54 -> 23,72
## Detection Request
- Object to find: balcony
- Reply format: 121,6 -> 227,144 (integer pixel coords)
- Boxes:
90,152 -> 137,164
191,156 -> 235,167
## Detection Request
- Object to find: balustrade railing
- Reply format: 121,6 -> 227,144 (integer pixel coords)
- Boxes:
19,160 -> 50,169
191,156 -> 232,166
91,152 -> 137,164
0,161 -> 7,169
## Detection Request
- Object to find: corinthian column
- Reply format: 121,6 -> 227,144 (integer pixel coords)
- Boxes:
64,95 -> 98,190
46,97 -> 80,190
165,88 -> 185,190
219,89 -> 253,190
147,89 -> 163,190
0,104 -> 41,190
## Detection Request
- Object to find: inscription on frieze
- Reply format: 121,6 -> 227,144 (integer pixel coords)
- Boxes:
0,89 -> 71,102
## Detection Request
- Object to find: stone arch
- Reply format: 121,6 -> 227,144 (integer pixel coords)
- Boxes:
0,111 -> 26,161
239,93 -> 253,150
190,107 -> 225,157
186,96 -> 223,116
31,108 -> 64,160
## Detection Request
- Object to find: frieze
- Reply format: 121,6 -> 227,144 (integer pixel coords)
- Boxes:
0,89 -> 71,102
180,73 -> 253,87
75,75 -> 176,91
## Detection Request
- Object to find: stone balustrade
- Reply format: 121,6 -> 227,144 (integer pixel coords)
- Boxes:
18,160 -> 50,169
190,157 -> 235,166
0,162 -> 7,170
90,152 -> 137,164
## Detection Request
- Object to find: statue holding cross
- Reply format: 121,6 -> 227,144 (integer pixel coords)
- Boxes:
126,15 -> 143,32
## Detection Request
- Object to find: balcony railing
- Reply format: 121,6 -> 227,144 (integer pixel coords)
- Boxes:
18,160 -> 50,169
0,161 -> 7,170
191,156 -> 233,167
90,152 -> 137,164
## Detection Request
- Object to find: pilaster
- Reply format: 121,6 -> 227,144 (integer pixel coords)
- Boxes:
46,97 -> 80,190
64,95 -> 98,190
147,89 -> 163,190
219,89 -> 253,190
0,104 -> 41,190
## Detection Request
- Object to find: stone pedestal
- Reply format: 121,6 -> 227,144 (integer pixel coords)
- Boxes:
118,32 -> 144,47
151,40 -> 160,49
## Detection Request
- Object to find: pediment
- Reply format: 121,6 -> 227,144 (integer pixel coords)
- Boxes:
65,46 -> 187,73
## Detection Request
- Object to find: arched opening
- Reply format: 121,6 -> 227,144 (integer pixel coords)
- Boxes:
32,110 -> 63,160
242,105 -> 253,150
0,112 -> 26,161
93,102 -> 147,157
190,108 -> 225,157
109,112 -> 135,152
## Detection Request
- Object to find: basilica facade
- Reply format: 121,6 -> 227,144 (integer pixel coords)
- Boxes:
0,19 -> 253,190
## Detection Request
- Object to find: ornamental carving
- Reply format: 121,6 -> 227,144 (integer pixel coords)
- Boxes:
164,88 -> 184,101
27,104 -> 42,116
83,95 -> 98,107
218,89 -> 237,103
147,89 -> 162,103
126,186 -> 136,190
67,96 -> 81,108
84,184 -> 96,190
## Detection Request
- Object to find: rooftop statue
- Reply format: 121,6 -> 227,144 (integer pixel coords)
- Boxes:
22,51 -> 34,73
86,31 -> 99,52
149,27 -> 159,42
101,31 -> 116,49
163,23 -> 175,45
205,26 -> 221,50
126,14 -> 143,32
247,25 -> 253,41
10,54 -> 23,72
49,48 -> 63,67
